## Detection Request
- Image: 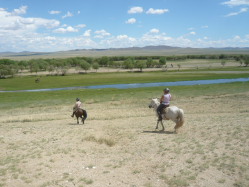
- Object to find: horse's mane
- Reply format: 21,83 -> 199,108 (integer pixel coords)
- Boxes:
153,98 -> 160,105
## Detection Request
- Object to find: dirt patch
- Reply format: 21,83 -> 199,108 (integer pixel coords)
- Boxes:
0,93 -> 249,187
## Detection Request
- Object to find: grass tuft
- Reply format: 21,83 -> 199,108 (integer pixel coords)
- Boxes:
83,135 -> 116,147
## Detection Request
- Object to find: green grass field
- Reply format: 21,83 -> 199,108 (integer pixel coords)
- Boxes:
0,66 -> 248,109
1,81 -> 248,110
1,69 -> 248,91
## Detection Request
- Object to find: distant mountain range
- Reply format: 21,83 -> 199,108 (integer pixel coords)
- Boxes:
1,45 -> 249,59
62,45 -> 249,52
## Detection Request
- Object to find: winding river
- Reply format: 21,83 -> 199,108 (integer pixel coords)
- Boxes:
0,77 -> 249,93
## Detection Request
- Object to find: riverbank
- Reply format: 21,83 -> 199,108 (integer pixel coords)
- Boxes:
1,68 -> 249,91
1,78 -> 249,93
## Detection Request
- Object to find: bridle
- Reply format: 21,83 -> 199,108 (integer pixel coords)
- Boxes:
149,99 -> 159,109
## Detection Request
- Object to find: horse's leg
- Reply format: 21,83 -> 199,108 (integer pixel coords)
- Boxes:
161,121 -> 165,131
76,117 -> 79,124
155,120 -> 159,130
82,116 -> 86,124
174,122 -> 182,134
80,116 -> 84,124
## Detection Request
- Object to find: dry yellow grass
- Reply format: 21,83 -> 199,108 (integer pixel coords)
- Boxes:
0,92 -> 249,187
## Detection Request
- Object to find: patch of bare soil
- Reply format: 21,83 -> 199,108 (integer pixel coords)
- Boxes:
0,92 -> 249,187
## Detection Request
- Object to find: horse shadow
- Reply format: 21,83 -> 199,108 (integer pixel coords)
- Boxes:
68,123 -> 85,126
142,130 -> 175,134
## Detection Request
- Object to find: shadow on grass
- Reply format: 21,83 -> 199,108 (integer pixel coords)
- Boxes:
142,130 -> 175,134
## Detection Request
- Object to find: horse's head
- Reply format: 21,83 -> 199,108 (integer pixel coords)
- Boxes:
148,98 -> 160,109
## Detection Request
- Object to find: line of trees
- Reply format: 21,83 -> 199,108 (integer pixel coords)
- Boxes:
0,56 -> 167,78
1,54 -> 249,78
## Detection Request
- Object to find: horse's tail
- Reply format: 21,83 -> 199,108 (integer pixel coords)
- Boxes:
175,109 -> 184,130
83,109 -> 87,120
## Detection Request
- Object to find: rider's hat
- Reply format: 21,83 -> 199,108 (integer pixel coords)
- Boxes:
76,98 -> 80,101
163,88 -> 170,92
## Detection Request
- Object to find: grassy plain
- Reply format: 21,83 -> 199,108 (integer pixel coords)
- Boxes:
1,66 -> 249,91
0,67 -> 249,187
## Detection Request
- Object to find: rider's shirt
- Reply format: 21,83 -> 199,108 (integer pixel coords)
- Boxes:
74,101 -> 82,109
162,93 -> 171,105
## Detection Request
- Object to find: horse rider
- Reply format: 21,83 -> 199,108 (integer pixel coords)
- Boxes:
157,88 -> 171,121
71,98 -> 83,117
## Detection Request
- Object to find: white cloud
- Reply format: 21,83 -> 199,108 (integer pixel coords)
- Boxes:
224,7 -> 248,16
188,27 -> 195,31
222,0 -> 249,6
192,35 -> 249,48
0,7 -> 60,32
11,6 -> 27,15
128,6 -> 143,14
49,10 -> 61,15
150,28 -> 160,34
1,30 -> 249,52
83,29 -> 91,37
1,6 -> 249,52
0,33 -> 98,52
234,35 -> 241,40
125,18 -> 136,24
201,25 -> 209,29
117,35 -> 129,39
53,26 -> 78,33
76,24 -> 86,28
146,8 -> 169,14
141,32 -> 172,46
62,11 -> 73,19
98,35 -> 137,48
94,29 -> 111,38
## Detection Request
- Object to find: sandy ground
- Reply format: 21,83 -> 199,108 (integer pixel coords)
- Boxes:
0,92 -> 249,187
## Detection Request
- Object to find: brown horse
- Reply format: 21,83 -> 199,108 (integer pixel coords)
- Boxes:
74,109 -> 87,124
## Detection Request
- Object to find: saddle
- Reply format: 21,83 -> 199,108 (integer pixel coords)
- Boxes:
73,106 -> 82,112
75,108 -> 83,113
162,107 -> 170,120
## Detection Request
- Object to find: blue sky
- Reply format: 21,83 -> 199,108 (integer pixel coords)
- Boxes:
0,0 -> 249,52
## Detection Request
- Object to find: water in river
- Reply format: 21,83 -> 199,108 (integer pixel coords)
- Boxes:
0,78 -> 248,93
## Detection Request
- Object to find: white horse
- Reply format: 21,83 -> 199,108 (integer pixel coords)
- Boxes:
148,98 -> 184,133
